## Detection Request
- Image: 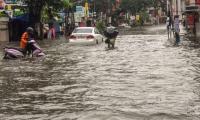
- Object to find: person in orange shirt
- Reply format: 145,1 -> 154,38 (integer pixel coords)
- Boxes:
20,27 -> 34,49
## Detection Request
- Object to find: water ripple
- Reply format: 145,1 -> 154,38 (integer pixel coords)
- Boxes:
0,27 -> 200,120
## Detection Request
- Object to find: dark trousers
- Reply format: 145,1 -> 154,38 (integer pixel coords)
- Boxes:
175,32 -> 180,44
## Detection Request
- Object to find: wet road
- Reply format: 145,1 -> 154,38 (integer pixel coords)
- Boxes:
1,25 -> 200,120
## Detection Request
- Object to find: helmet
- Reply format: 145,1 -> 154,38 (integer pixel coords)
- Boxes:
26,27 -> 34,34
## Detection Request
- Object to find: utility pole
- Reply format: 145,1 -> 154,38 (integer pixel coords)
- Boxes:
107,0 -> 111,26
176,0 -> 178,15
167,0 -> 173,39
93,0 -> 96,22
167,0 -> 169,13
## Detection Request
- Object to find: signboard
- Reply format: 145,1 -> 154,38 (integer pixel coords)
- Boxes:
85,2 -> 89,17
6,4 -> 11,10
186,5 -> 200,11
76,6 -> 83,13
5,0 -> 17,4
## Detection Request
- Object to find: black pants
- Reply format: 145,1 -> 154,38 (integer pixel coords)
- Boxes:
175,32 -> 180,44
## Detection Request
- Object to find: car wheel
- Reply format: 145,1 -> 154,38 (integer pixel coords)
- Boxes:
102,38 -> 104,42
96,40 -> 99,44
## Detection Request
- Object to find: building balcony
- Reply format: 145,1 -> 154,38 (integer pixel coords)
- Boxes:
185,5 -> 200,12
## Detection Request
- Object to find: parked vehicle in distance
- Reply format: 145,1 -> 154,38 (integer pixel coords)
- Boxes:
69,27 -> 105,45
119,23 -> 131,29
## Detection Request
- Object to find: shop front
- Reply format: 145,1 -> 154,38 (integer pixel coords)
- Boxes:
184,4 -> 200,36
182,0 -> 200,37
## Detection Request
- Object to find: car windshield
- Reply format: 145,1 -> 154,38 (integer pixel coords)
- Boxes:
73,28 -> 93,33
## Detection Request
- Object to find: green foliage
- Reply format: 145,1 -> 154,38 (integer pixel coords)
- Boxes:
120,0 -> 166,14
19,0 -> 74,39
139,10 -> 149,20
94,0 -> 117,13
96,20 -> 106,34
41,7 -> 49,23
120,0 -> 149,14
0,11 -> 7,17
21,0 -> 64,12
13,10 -> 25,17
19,0 -> 74,23
62,0 -> 74,9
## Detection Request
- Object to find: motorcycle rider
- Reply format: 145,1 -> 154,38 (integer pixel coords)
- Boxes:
104,25 -> 119,49
3,27 -> 45,59
20,27 -> 35,56
20,27 -> 34,49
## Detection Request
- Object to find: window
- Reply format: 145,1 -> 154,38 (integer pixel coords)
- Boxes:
73,28 -> 93,33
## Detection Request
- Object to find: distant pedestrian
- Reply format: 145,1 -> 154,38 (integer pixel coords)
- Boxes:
174,15 -> 180,45
48,25 -> 56,40
166,17 -> 170,29
86,19 -> 92,27
166,16 -> 172,39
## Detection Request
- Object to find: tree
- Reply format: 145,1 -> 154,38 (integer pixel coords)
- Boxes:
120,0 -> 150,14
120,0 -> 166,15
21,0 -> 72,39
62,0 -> 75,37
119,0 -> 167,25
91,0 -> 116,15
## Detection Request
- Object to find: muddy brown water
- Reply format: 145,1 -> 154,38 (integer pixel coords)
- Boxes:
0,25 -> 200,120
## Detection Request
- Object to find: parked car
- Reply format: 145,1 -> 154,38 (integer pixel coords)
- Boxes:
69,27 -> 105,44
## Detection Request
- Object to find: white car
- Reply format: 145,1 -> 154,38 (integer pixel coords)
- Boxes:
69,27 -> 104,44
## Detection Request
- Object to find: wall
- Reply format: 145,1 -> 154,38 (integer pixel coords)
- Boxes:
0,17 -> 9,42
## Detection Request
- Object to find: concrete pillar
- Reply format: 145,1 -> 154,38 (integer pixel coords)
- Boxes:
0,17 -> 9,42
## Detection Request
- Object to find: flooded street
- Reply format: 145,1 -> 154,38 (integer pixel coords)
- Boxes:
1,25 -> 200,120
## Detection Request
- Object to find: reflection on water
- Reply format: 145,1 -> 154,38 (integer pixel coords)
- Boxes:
0,26 -> 200,120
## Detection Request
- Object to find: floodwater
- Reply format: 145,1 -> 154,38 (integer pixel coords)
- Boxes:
0,25 -> 200,120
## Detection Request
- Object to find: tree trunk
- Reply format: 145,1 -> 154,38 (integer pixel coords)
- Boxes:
65,9 -> 70,37
28,0 -> 45,40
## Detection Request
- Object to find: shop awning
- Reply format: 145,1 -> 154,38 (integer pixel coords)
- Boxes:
12,13 -> 29,22
185,5 -> 200,12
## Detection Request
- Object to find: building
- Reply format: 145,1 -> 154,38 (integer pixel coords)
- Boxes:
169,0 -> 200,38
167,0 -> 185,19
184,0 -> 200,37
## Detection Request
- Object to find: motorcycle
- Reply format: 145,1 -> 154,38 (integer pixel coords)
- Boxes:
3,40 -> 45,59
104,26 -> 119,49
